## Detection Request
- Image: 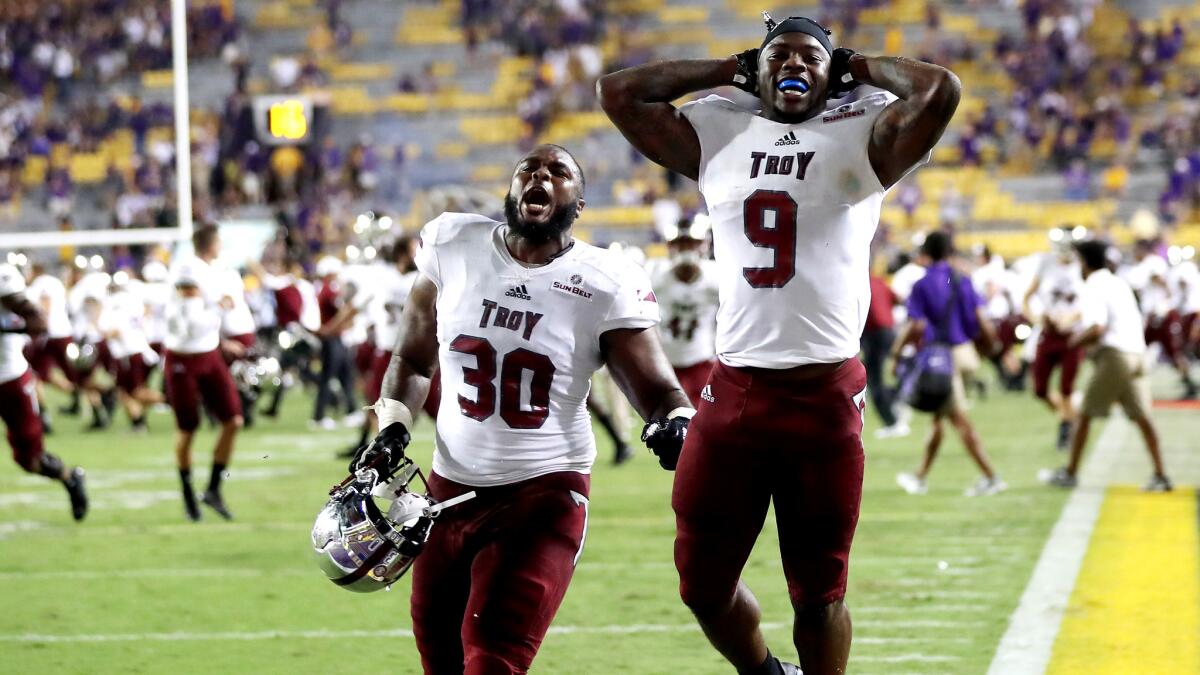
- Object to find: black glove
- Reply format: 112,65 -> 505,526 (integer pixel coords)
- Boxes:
732,48 -> 760,95
828,48 -> 861,99
349,422 -> 411,474
641,415 -> 691,471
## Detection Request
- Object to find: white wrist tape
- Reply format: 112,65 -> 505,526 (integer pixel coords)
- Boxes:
372,398 -> 413,431
666,407 -> 696,420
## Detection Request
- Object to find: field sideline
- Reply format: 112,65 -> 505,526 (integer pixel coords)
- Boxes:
0,376 -> 1195,674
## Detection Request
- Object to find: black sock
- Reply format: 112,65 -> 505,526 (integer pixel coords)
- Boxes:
209,463 -> 226,494
37,453 -> 66,480
179,468 -> 195,496
737,652 -> 783,675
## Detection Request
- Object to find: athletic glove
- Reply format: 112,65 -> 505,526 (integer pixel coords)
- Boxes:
731,48 -> 760,95
828,48 -> 861,99
641,409 -> 695,471
350,421 -> 411,475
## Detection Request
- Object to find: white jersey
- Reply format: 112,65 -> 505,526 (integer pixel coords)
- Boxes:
370,267 -> 418,351
1035,255 -> 1085,333
26,274 -> 72,339
1169,261 -> 1200,315
141,280 -> 172,345
102,289 -> 156,362
648,259 -> 719,368
681,90 -> 923,367
417,213 -> 659,487
217,268 -> 256,337
1126,254 -> 1170,320
1081,268 -> 1145,355
164,293 -> 222,354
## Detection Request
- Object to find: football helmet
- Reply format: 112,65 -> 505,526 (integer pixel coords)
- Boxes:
311,457 -> 474,592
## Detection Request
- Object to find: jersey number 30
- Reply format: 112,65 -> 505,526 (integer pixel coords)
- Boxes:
450,335 -> 555,429
742,190 -> 797,288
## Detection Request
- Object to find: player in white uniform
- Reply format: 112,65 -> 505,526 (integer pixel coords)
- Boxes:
349,145 -> 691,673
1169,249 -> 1200,373
599,13 -> 960,674
102,275 -> 163,430
1130,240 -> 1196,398
649,215 -> 720,406
1022,244 -> 1087,448
165,225 -> 244,521
0,264 -> 88,520
25,263 -> 76,404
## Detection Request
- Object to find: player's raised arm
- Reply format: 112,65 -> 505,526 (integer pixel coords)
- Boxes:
850,55 -> 961,188
597,59 -> 738,181
352,274 -> 438,473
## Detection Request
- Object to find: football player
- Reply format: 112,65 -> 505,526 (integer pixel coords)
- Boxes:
1129,240 -> 1196,398
598,14 -> 960,674
649,215 -> 719,406
101,273 -> 163,431
1022,238 -> 1086,449
165,225 -> 244,521
0,263 -> 88,520
351,144 -> 691,673
24,261 -> 76,431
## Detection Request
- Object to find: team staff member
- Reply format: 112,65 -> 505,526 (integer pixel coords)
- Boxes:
1041,240 -> 1171,492
600,13 -> 960,674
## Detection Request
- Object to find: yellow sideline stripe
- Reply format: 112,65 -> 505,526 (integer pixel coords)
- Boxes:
1047,487 -> 1199,674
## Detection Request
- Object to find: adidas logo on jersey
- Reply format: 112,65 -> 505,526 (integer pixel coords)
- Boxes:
504,284 -> 532,301
774,131 -> 801,146
700,384 -> 715,403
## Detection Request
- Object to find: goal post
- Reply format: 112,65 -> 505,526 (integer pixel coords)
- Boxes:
0,0 -> 193,251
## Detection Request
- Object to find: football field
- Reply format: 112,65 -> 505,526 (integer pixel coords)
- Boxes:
0,378 -> 1196,674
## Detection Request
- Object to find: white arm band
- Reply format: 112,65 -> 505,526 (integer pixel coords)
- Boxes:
666,407 -> 696,420
372,398 -> 414,431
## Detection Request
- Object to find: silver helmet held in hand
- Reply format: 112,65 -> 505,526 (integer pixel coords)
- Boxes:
311,457 -> 474,592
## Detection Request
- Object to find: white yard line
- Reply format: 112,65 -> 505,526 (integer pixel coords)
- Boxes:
986,415 -> 1129,675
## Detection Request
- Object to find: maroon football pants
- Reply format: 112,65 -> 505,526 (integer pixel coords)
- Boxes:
0,370 -> 45,471
1032,328 -> 1084,400
673,359 -> 867,609
674,359 -> 715,407
410,470 -> 589,675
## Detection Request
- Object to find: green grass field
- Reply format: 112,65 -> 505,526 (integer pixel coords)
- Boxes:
0,376 -> 1175,674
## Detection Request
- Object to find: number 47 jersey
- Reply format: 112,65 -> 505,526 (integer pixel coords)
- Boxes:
415,213 -> 660,487
680,90 -> 925,368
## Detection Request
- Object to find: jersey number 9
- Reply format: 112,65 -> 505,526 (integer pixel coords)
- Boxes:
742,190 -> 798,289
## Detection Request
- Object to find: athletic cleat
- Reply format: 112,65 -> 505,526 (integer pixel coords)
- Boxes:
780,662 -> 803,675
64,467 -> 88,521
896,472 -> 927,495
201,489 -> 234,520
965,475 -> 1007,497
1038,466 -> 1077,488
874,422 -> 911,439
613,443 -> 635,466
1056,420 -> 1071,451
309,417 -> 337,431
1142,474 -> 1173,493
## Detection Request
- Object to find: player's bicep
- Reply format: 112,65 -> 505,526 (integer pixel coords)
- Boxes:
869,86 -> 960,189
393,275 -> 439,375
600,326 -> 686,421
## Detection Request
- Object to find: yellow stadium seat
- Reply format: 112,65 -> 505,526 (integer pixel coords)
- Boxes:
21,156 -> 47,186
68,154 -> 108,184
141,70 -> 173,89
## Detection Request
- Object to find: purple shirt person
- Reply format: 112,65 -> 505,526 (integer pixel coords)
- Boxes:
907,260 -> 981,346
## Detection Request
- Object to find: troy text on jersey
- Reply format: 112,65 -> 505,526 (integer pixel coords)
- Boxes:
478,299 -> 543,341
749,151 -> 815,180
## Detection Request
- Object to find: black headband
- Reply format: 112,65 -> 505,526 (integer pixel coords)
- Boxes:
761,16 -> 834,55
